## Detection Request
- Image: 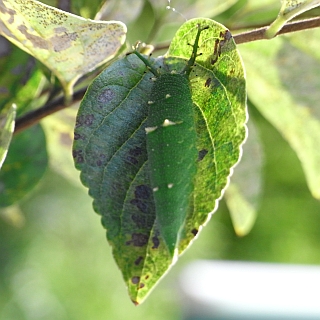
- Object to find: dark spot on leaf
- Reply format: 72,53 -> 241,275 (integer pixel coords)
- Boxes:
134,256 -> 143,266
220,30 -> 232,48
198,149 -> 208,161
130,199 -> 148,214
191,228 -> 198,236
96,154 -> 106,167
74,133 -> 83,140
127,147 -> 143,165
129,147 -> 142,157
139,283 -> 145,289
205,78 -> 212,87
18,25 -> 48,50
131,213 -> 147,228
76,114 -> 94,127
131,276 -> 140,284
135,185 -> 152,199
145,275 -> 149,280
130,185 -> 153,213
72,149 -> 84,163
126,156 -> 138,165
97,88 -> 116,105
126,233 -> 149,247
210,30 -> 232,65
84,114 -> 94,126
152,236 -> 160,249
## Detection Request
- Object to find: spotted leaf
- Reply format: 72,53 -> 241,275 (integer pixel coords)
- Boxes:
73,18 -> 247,304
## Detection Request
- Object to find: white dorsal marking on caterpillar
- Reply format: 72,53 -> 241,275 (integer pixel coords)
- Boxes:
145,126 -> 158,134
167,183 -> 174,189
162,119 -> 177,127
148,100 -> 155,105
165,94 -> 171,99
153,187 -> 159,192
166,0 -> 187,22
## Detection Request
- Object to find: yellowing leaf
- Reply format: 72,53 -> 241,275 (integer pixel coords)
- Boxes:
266,0 -> 320,38
0,0 -> 127,98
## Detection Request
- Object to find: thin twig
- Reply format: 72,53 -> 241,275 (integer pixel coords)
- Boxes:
14,17 -> 320,134
233,16 -> 320,44
14,88 -> 86,134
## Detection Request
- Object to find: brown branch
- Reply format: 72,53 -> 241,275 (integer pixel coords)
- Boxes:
14,17 -> 320,134
14,88 -> 86,135
233,16 -> 320,44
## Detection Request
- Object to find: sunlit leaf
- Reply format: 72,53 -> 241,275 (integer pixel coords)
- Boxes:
266,0 -> 320,38
240,29 -> 320,199
0,0 -> 127,98
73,18 -> 246,304
0,104 -> 15,169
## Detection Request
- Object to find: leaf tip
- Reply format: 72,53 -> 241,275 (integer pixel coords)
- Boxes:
131,300 -> 140,306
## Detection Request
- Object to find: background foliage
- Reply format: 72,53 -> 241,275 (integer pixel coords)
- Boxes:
1,0 -> 320,318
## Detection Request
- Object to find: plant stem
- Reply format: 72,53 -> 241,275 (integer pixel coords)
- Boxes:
233,16 -> 320,44
14,88 -> 86,135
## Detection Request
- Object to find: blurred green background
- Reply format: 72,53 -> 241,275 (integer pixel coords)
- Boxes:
1,0 -> 320,319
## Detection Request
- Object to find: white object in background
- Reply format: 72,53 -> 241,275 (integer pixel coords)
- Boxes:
179,260 -> 320,319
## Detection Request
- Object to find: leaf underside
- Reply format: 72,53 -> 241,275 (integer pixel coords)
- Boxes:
73,18 -> 247,304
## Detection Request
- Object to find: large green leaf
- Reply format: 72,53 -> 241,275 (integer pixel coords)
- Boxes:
73,18 -> 247,304
0,0 -> 127,98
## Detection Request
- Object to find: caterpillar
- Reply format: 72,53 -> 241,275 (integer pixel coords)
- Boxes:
132,25 -> 208,255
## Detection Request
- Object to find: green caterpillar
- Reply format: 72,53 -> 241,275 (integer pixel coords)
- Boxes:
133,25 -> 208,255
